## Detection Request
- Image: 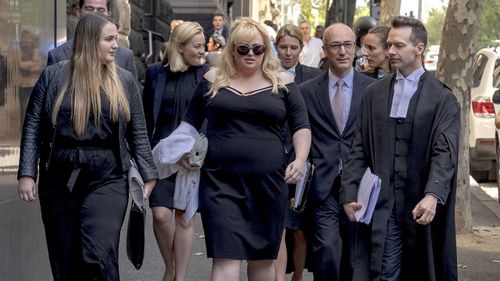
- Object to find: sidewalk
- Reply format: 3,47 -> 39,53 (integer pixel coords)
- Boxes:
457,177 -> 500,281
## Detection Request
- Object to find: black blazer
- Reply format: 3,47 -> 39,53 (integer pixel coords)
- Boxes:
299,70 -> 375,202
47,40 -> 138,79
142,62 -> 209,144
294,63 -> 323,85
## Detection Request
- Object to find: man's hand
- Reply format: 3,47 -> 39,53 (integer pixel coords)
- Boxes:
143,179 -> 156,200
343,202 -> 362,222
412,194 -> 438,225
18,176 -> 37,202
178,153 -> 201,171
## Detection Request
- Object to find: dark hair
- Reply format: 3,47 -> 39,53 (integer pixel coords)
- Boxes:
213,11 -> 224,19
79,0 -> 111,11
391,16 -> 427,47
367,26 -> 391,50
353,16 -> 378,46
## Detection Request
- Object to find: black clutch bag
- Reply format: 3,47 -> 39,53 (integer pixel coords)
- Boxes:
127,160 -> 146,270
293,161 -> 315,213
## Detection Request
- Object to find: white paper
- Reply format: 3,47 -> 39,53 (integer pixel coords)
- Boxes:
355,167 -> 381,224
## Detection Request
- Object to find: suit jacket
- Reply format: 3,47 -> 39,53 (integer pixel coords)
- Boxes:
142,62 -> 209,144
294,63 -> 322,85
339,72 -> 459,281
47,40 -> 138,79
204,26 -> 229,44
299,70 -> 375,203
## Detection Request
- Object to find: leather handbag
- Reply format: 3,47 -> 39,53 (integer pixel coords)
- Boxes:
127,160 -> 146,270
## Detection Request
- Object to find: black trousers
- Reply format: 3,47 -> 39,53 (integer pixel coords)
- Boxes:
311,176 -> 356,281
39,172 -> 128,281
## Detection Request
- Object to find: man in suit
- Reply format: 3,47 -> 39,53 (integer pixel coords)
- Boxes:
204,12 -> 229,45
340,16 -> 459,281
299,23 -> 375,281
47,0 -> 138,79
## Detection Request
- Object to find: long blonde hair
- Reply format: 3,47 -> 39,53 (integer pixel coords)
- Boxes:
52,13 -> 130,136
210,17 -> 284,97
166,21 -> 204,72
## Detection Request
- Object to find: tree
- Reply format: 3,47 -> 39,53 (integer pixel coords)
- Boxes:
436,0 -> 483,234
380,0 -> 401,26
354,0 -> 370,22
426,8 -> 446,45
478,0 -> 500,44
326,0 -> 356,27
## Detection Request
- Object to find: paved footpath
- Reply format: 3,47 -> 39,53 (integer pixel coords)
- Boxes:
120,176 -> 500,281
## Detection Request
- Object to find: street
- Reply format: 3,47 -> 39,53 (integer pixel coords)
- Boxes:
117,176 -> 500,281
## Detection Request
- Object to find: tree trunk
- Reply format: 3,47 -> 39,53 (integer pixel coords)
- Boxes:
326,0 -> 356,27
380,0 -> 401,26
436,0 -> 484,234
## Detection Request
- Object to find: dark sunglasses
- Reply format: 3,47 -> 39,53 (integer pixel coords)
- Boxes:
235,44 -> 266,56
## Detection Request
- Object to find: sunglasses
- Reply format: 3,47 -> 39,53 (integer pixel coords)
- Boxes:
235,44 -> 266,56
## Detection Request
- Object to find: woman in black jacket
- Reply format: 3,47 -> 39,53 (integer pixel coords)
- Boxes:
142,21 -> 209,281
17,13 -> 157,281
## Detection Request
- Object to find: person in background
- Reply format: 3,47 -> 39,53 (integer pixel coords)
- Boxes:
341,16 -> 459,281
204,11 -> 229,45
352,16 -> 378,72
17,30 -> 41,131
298,20 -> 324,68
142,21 -> 209,281
182,17 -> 311,281
18,13 -> 157,281
314,25 -> 325,39
205,33 -> 226,67
170,19 -> 184,33
274,23 -> 321,281
361,26 -> 393,79
299,23 -> 375,281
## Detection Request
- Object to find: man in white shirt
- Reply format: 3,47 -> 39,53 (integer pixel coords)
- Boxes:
298,20 -> 324,68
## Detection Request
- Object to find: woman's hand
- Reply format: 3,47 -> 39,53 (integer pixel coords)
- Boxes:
18,176 -> 37,202
284,158 -> 306,184
177,153 -> 201,171
143,179 -> 156,200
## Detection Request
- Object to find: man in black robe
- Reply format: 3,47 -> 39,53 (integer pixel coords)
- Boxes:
340,16 -> 459,281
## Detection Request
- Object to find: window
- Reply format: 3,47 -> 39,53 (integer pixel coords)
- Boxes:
471,54 -> 488,88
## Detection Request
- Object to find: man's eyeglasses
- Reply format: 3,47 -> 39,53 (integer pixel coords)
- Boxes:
82,6 -> 108,14
235,44 -> 266,56
324,41 -> 356,52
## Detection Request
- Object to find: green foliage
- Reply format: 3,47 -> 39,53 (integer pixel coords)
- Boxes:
478,0 -> 500,44
354,0 -> 370,22
426,8 -> 446,45
298,0 -> 326,26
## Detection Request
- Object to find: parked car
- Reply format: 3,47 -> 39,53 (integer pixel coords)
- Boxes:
470,48 -> 500,182
424,51 -> 439,72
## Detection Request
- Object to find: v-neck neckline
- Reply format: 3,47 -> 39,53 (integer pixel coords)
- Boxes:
226,85 -> 273,97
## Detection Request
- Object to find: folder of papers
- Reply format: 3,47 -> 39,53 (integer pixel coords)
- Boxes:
293,161 -> 314,212
355,167 -> 381,224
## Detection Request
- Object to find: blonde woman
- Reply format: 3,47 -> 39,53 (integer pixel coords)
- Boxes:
17,13 -> 157,281
181,17 -> 311,281
142,21 -> 209,281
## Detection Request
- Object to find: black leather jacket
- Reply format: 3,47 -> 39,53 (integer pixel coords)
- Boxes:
18,61 -> 158,182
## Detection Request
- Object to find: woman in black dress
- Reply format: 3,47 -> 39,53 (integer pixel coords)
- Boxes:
181,17 -> 311,281
142,21 -> 209,281
274,24 -> 322,281
17,13 -> 157,281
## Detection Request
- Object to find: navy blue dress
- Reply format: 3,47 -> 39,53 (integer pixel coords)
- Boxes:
184,79 -> 309,259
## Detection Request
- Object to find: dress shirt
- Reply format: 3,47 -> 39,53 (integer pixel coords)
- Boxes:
328,68 -> 354,126
390,66 -> 425,118
279,64 -> 297,77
